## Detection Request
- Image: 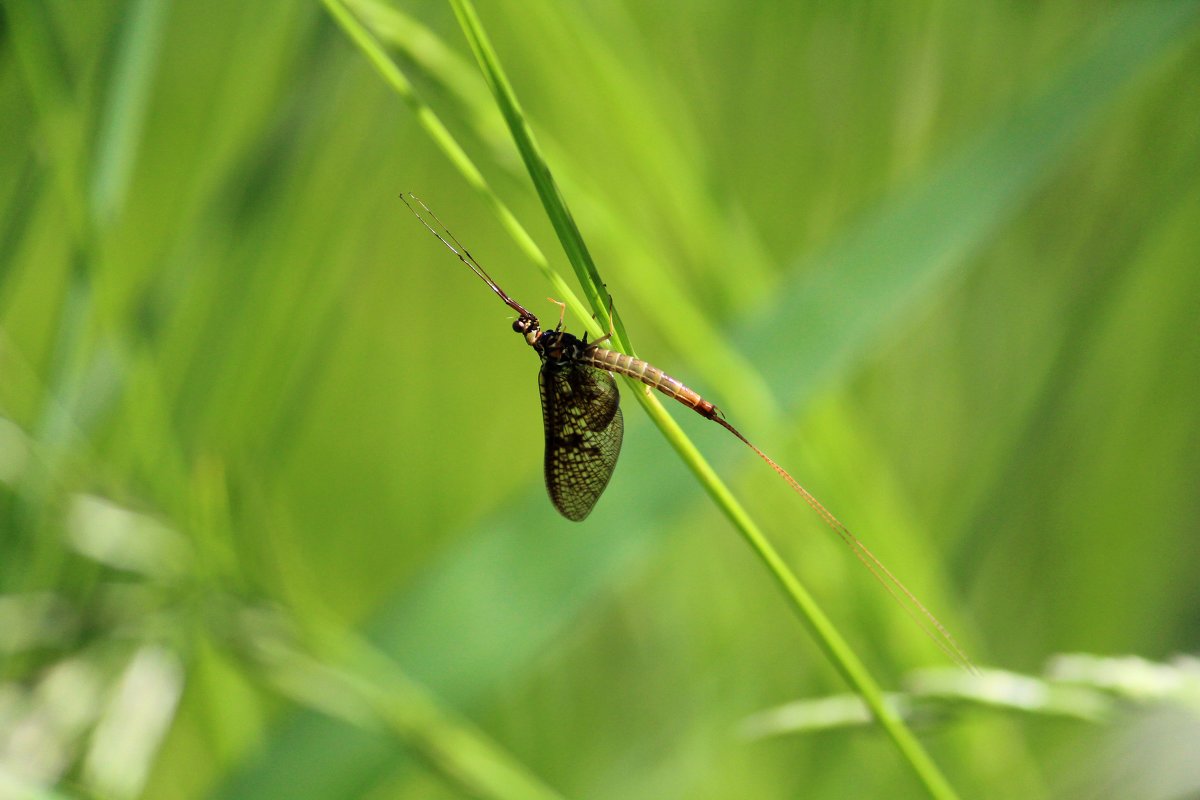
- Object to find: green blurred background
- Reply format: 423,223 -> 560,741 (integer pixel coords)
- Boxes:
3,1 -> 1199,798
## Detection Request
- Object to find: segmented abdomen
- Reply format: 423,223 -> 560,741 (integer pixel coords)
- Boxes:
585,346 -> 718,419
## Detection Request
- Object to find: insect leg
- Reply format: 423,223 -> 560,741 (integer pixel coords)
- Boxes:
546,297 -> 567,331
590,293 -> 618,348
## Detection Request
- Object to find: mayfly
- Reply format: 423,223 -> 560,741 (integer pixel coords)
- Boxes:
402,193 -> 974,671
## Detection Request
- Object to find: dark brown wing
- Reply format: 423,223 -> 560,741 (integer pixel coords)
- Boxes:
539,361 -> 624,521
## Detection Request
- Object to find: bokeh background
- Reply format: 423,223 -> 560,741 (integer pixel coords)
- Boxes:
3,1 -> 1200,798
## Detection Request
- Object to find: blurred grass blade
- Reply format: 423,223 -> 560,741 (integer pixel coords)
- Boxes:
743,655 -> 1200,740
89,0 -> 170,229
82,646 -> 184,800
6,0 -> 89,240
743,1 -> 1200,401
243,612 -> 567,800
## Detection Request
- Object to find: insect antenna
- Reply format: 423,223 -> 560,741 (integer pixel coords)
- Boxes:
401,193 -> 536,320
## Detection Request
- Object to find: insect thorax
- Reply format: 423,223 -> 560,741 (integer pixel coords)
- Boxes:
534,330 -> 586,368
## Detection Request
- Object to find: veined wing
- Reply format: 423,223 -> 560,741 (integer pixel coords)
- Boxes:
539,361 -> 624,521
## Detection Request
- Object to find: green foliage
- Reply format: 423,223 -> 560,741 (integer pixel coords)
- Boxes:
2,1 -> 1199,799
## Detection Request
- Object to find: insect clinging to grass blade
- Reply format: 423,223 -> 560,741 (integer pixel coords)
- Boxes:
402,193 -> 975,672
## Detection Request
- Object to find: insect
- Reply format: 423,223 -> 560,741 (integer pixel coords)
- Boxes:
403,193 -> 974,671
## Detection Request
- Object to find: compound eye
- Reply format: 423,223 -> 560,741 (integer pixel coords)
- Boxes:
512,318 -> 527,333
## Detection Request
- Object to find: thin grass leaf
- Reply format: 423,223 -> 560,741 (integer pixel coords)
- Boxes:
742,1 -> 1200,403
6,0 -> 90,242
89,0 -> 169,229
244,615 -> 568,800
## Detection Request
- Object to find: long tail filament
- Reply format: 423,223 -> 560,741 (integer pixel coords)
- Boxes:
711,415 -> 977,673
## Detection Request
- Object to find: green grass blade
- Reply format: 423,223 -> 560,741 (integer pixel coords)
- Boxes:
6,0 -> 89,241
447,0 -> 620,345
742,0 -> 1200,403
88,0 -> 169,229
247,620 -> 568,800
